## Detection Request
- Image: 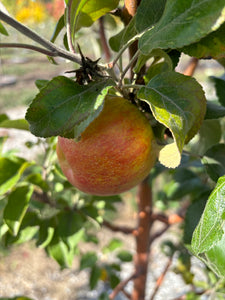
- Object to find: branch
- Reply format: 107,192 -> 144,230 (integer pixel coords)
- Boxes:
0,43 -> 60,57
151,213 -> 184,225
183,57 -> 199,76
149,256 -> 173,300
109,272 -> 138,299
0,10 -> 81,64
102,220 -> 135,234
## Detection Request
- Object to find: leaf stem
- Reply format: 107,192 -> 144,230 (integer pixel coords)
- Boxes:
118,50 -> 140,87
0,10 -> 82,64
111,33 -> 142,67
66,0 -> 76,53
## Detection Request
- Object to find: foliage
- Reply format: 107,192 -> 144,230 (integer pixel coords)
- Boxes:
0,0 -> 225,298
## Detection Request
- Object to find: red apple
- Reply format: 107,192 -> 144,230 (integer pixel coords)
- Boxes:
56,96 -> 158,196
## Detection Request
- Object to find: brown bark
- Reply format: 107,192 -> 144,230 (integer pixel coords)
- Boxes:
132,177 -> 153,300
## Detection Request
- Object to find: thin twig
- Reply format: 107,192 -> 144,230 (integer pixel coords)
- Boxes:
111,33 -> 142,67
66,0 -> 76,53
109,272 -> 138,299
102,220 -> 135,234
118,50 -> 140,87
149,256 -> 173,300
0,43 -> 60,57
0,10 -> 81,64
149,224 -> 170,248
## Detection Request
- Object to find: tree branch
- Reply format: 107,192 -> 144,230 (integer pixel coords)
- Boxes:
109,272 -> 138,299
149,256 -> 173,300
183,57 -> 199,76
0,43 -> 60,57
132,177 -> 153,300
102,220 -> 135,234
0,10 -> 81,64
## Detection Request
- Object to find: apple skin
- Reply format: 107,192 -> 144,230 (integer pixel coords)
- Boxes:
56,96 -> 158,196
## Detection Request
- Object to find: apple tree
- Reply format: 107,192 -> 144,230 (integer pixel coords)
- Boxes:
0,0 -> 225,299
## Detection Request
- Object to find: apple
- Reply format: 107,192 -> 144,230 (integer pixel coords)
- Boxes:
56,95 -> 158,196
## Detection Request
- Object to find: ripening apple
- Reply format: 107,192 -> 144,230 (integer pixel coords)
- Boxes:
56,95 -> 158,196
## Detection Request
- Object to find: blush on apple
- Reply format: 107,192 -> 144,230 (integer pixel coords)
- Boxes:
57,96 -> 158,196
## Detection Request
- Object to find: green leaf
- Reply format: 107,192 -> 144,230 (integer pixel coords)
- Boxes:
0,21 -> 8,36
25,173 -> 49,192
103,238 -> 123,253
47,234 -> 71,268
134,49 -> 173,75
196,119 -> 222,155
191,176 -> 225,254
182,22 -> 225,59
0,157 -> 31,195
67,0 -> 119,44
25,76 -> 114,138
205,101 -> 225,119
136,0 -> 167,32
90,265 -> 101,289
183,192 -> 208,245
36,220 -> 55,248
80,251 -> 98,270
0,116 -> 29,131
3,184 -> 34,236
138,71 -> 206,168
109,17 -> 137,52
202,144 -> 225,182
50,14 -> 65,43
211,76 -> 225,107
117,250 -> 133,262
139,0 -> 225,55
200,231 -> 225,277
35,79 -> 49,90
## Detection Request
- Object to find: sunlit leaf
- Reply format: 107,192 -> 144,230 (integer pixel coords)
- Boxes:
3,184 -> 34,236
182,22 -> 225,59
192,176 -> 225,254
25,76 -> 114,139
139,0 -> 225,55
138,71 -> 206,168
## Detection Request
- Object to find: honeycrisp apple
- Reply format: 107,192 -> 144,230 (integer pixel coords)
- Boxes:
57,96 -> 158,196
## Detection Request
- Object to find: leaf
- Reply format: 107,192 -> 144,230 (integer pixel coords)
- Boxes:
191,175 -> 225,254
0,117 -> 29,131
47,234 -> 71,268
25,76 -> 114,139
183,192 -> 208,245
90,265 -> 101,289
136,0 -> 167,32
50,14 -> 65,43
182,22 -> 225,59
3,184 -> 34,236
109,17 -> 137,52
80,251 -> 98,270
117,250 -> 133,262
103,238 -> 123,253
0,157 -> 31,195
134,49 -> 173,75
201,232 -> 225,277
138,71 -> 206,168
67,0 -> 119,43
36,220 -> 55,248
202,144 -> 225,182
0,21 -> 8,36
196,119 -> 222,155
205,101 -> 225,119
211,76 -> 225,107
25,173 -> 49,192
35,79 -> 49,90
139,0 -> 225,55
